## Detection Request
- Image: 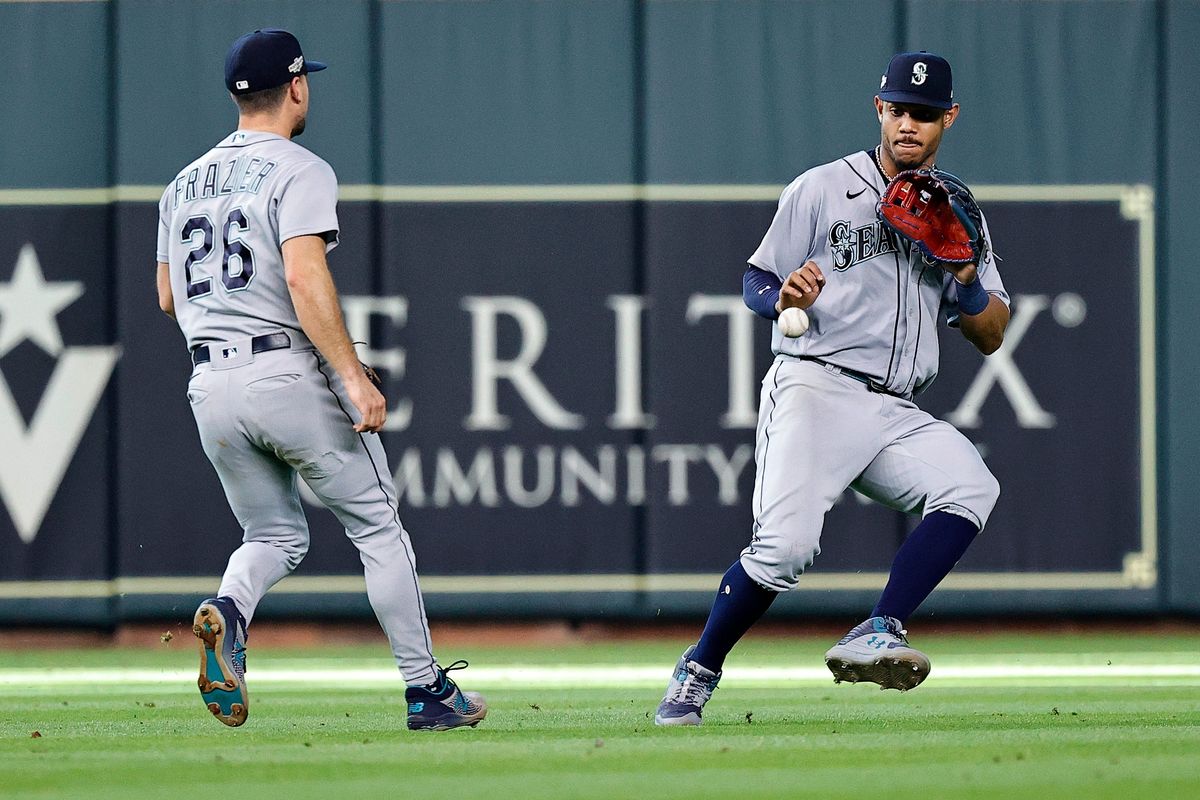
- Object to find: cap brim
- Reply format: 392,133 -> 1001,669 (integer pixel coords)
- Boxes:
305,60 -> 327,73
878,90 -> 952,110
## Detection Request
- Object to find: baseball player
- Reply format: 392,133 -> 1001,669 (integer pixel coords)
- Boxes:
656,51 -> 1009,725
155,29 -> 485,731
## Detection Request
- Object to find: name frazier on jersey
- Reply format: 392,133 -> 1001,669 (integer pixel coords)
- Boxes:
827,218 -> 901,271
171,155 -> 279,210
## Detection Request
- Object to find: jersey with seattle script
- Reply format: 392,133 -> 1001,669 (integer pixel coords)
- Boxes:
156,130 -> 340,351
749,149 -> 1009,397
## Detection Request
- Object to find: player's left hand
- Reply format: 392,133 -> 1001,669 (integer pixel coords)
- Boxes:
345,374 -> 387,433
942,261 -> 977,284
878,168 -> 987,268
776,260 -> 826,313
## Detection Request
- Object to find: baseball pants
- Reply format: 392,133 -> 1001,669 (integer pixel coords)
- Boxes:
741,356 -> 1000,592
186,337 -> 438,685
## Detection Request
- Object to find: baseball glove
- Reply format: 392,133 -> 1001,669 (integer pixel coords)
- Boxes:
877,167 -> 987,265
362,362 -> 383,388
352,340 -> 384,391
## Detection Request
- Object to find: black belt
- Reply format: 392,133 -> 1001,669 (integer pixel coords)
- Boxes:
192,332 -> 292,366
804,357 -> 912,401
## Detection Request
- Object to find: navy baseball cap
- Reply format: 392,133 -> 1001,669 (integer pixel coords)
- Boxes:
878,51 -> 953,109
225,29 -> 327,95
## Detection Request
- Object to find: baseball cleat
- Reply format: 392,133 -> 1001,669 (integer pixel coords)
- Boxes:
824,616 -> 930,692
654,645 -> 722,726
405,660 -> 487,731
192,596 -> 249,726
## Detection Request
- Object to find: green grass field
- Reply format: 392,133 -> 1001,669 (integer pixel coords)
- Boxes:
3,630 -> 1199,799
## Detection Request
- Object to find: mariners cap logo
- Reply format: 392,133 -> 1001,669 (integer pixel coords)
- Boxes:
288,56 -> 303,74
877,50 -> 953,110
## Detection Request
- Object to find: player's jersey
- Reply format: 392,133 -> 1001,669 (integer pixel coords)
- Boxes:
156,130 -> 339,351
749,149 -> 1008,396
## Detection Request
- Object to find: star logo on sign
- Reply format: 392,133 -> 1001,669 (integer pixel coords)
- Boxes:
0,242 -> 120,544
0,243 -> 84,357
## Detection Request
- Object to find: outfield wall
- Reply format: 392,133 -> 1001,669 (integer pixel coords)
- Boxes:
1,0 -> 1196,622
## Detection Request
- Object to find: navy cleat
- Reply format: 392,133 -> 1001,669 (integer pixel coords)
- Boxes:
654,645 -> 721,726
824,615 -> 930,691
192,596 -> 249,726
405,660 -> 487,731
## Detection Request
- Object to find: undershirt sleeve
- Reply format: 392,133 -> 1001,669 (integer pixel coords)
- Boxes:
743,265 -> 782,319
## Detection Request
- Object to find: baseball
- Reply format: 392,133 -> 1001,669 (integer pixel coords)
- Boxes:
778,306 -> 810,337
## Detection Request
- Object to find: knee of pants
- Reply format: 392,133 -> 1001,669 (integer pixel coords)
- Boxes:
927,467 -> 1001,531
243,527 -> 309,570
740,534 -> 821,593
282,541 -> 309,571
344,517 -> 408,549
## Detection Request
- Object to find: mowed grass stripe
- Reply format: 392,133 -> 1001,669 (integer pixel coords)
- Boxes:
2,659 -> 1199,692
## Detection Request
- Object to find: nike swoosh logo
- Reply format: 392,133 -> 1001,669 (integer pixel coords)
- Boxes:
846,187 -> 867,199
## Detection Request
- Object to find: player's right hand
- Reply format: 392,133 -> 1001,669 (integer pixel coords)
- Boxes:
776,261 -> 826,312
346,375 -> 387,433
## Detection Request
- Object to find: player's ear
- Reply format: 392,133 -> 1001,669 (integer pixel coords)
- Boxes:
942,104 -> 961,129
289,76 -> 305,104
874,96 -> 885,121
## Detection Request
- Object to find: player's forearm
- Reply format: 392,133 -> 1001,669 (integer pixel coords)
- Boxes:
283,241 -> 363,382
959,296 -> 1009,355
290,280 -> 361,379
156,262 -> 176,319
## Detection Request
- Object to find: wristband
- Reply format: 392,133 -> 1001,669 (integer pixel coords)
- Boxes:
955,278 -> 989,316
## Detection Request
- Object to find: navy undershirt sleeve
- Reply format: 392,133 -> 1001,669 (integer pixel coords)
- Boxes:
742,265 -> 782,320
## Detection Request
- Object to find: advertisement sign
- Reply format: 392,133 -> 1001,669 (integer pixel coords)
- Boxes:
0,186 -> 1154,618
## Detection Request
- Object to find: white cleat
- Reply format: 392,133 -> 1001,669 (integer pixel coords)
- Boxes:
824,616 -> 930,691
654,645 -> 721,726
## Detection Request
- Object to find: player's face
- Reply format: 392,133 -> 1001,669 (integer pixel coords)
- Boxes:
876,99 -> 959,171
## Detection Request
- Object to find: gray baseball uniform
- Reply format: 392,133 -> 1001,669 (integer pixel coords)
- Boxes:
158,131 -> 339,349
158,130 -> 438,685
740,149 -> 1007,591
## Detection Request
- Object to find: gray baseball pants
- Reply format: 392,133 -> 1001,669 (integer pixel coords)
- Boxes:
742,356 -> 1000,592
186,336 -> 438,685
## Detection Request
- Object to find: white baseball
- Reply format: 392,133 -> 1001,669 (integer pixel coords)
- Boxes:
778,306 -> 810,337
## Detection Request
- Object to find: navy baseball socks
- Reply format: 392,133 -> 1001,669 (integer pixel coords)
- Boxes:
655,560 -> 778,725
690,560 -> 779,672
872,510 -> 980,622
192,596 -> 250,726
826,511 -> 980,691
405,660 -> 488,731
